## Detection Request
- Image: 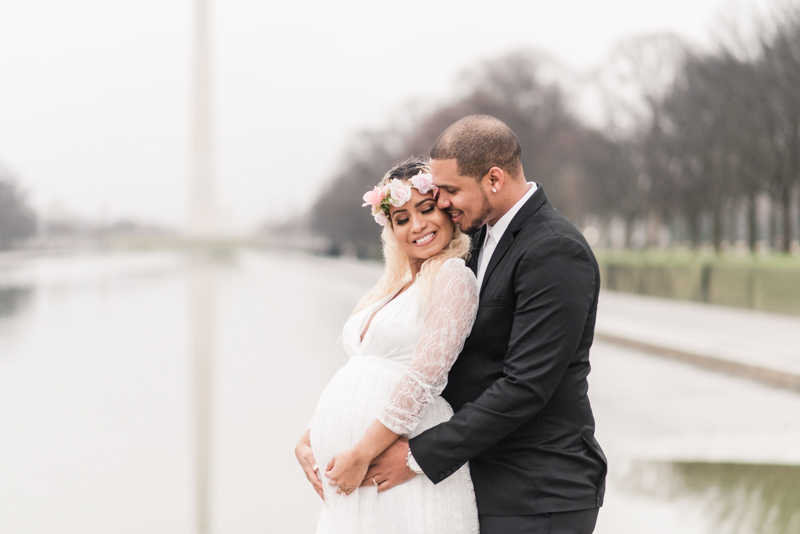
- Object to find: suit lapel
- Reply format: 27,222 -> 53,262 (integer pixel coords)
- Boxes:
479,185 -> 548,297
466,226 -> 485,276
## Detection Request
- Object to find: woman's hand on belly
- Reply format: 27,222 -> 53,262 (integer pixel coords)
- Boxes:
295,429 -> 324,501
325,447 -> 372,495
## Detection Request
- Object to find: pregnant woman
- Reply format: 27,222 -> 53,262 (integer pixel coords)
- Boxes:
294,156 -> 479,534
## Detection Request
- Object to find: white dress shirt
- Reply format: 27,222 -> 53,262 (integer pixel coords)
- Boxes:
476,182 -> 537,289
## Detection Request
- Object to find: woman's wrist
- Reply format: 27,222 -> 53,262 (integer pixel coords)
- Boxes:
351,443 -> 376,463
295,430 -> 311,454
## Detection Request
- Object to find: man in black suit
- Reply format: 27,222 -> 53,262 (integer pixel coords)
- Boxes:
364,115 -> 606,534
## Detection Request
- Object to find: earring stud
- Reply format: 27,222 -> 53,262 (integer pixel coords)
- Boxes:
492,188 -> 497,193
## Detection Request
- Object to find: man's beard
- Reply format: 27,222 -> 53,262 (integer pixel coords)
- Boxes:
460,189 -> 493,234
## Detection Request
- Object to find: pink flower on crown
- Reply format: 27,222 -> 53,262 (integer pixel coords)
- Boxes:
362,186 -> 385,208
387,179 -> 412,207
373,211 -> 389,226
410,173 -> 435,194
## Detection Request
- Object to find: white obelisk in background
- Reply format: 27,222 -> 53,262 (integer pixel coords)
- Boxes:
190,2 -> 216,534
190,0 -> 215,237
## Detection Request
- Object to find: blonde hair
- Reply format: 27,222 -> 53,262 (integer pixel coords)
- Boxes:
353,223 -> 471,315
353,156 -> 472,315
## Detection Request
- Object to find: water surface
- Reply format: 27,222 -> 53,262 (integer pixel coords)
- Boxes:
0,250 -> 797,533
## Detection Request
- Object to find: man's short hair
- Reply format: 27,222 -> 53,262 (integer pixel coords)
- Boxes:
430,115 -> 522,180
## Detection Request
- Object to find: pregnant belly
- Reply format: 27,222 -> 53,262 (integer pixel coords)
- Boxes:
309,356 -> 453,467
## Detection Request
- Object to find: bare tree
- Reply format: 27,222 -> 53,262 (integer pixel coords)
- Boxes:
575,129 -> 639,244
0,168 -> 37,249
595,34 -> 688,137
309,128 -> 405,257
757,3 -> 800,252
595,34 -> 690,247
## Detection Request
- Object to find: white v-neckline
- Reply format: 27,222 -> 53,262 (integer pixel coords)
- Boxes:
358,284 -> 414,346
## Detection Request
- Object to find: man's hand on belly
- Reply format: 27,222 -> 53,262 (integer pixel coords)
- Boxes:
361,437 -> 417,493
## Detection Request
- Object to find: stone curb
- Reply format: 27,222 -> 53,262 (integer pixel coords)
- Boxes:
595,331 -> 800,394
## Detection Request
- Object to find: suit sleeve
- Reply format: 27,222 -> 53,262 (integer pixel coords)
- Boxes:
409,235 -> 596,482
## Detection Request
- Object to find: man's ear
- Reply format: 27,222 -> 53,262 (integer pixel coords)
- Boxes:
485,167 -> 505,194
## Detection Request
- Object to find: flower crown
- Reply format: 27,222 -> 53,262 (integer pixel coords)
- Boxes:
362,173 -> 439,226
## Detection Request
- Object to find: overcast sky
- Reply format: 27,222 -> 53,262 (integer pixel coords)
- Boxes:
0,0 -> 774,232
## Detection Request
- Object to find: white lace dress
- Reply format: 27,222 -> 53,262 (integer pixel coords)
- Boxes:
309,258 -> 480,534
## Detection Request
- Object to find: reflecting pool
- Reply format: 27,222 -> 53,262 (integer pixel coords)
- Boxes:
0,249 -> 797,533
617,461 -> 800,534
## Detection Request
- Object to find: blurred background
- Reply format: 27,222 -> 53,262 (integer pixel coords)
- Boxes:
1,0 -> 799,533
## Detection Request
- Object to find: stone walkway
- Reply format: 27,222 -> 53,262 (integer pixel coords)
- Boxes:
595,291 -> 800,393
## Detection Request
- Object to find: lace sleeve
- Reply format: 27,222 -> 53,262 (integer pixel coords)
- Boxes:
378,259 -> 479,435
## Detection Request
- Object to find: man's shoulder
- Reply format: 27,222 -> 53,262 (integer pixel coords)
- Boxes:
518,201 -> 582,245
513,203 -> 597,268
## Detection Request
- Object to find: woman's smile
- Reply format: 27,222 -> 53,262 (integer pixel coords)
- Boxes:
413,231 -> 437,246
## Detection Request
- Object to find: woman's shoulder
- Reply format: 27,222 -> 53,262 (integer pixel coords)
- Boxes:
437,256 -> 468,274
440,256 -> 468,269
434,257 -> 477,289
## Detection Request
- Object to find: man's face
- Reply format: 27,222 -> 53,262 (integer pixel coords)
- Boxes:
431,158 -> 493,233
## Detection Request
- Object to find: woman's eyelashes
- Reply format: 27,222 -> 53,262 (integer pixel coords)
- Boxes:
394,205 -> 435,225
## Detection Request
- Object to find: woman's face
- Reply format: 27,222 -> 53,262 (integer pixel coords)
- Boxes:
388,184 -> 455,264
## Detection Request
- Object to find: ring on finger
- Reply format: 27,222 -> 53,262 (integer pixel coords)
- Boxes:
372,476 -> 378,486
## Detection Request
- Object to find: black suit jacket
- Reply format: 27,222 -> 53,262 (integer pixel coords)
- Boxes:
409,186 -> 606,516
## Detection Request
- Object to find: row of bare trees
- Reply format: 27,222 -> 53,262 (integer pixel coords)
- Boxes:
309,52 -> 614,257
617,4 -> 800,253
0,168 -> 36,249
308,3 -> 800,256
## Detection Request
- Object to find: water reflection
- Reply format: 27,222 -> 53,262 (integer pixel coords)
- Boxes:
189,249 -> 236,534
190,252 -> 220,534
0,286 -> 32,318
622,461 -> 800,534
